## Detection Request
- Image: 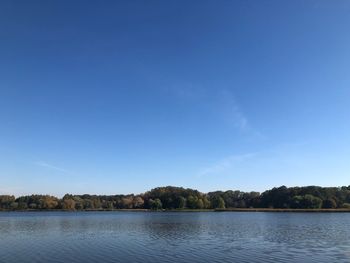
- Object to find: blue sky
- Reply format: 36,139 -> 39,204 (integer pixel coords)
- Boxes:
1,0 -> 350,196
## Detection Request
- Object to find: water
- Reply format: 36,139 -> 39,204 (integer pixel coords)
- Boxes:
0,212 -> 349,263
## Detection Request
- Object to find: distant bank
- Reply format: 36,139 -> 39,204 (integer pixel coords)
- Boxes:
1,185 -> 350,211
2,208 -> 350,213
215,208 -> 350,212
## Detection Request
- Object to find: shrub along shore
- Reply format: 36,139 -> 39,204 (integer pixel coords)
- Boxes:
1,185 -> 350,211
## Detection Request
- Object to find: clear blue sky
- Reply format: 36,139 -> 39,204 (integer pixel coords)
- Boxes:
1,0 -> 350,197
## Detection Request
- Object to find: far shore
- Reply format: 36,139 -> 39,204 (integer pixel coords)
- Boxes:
214,208 -> 350,213
1,208 -> 350,213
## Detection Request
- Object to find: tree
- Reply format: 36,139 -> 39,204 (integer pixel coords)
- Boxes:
0,195 -> 16,210
121,196 -> 133,209
341,203 -> 350,209
3,185 -> 350,211
73,197 -> 84,210
218,197 -> 225,209
187,195 -> 197,209
202,196 -> 211,209
83,199 -> 93,210
41,196 -> 59,209
322,198 -> 337,209
291,195 -> 303,209
260,186 -> 291,208
303,194 -> 322,209
211,196 -> 225,209
10,202 -> 18,210
177,196 -> 186,209
149,198 -> 162,210
92,198 -> 102,209
133,196 -> 144,209
197,199 -> 204,209
63,199 -> 76,210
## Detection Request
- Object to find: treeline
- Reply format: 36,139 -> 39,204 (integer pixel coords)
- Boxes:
1,185 -> 350,211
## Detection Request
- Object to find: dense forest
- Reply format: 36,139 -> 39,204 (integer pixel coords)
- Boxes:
1,185 -> 350,211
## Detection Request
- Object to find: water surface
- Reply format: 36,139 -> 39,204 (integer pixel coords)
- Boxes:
0,212 -> 349,262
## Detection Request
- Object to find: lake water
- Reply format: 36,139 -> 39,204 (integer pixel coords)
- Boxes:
0,212 -> 349,262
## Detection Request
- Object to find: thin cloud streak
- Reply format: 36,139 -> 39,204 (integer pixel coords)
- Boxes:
231,101 -> 249,131
34,161 -> 71,174
162,84 -> 265,140
196,141 -> 314,181
218,89 -> 249,131
218,89 -> 266,139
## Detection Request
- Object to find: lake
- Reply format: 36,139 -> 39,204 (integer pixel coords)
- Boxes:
0,212 -> 349,262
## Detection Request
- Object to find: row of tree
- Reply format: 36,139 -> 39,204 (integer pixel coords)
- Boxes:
1,185 -> 350,211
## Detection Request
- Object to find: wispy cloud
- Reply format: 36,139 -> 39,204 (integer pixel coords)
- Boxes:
218,90 -> 249,131
33,161 -> 71,174
218,89 -> 266,139
197,153 -> 257,178
196,141 -> 317,184
162,83 -> 264,138
230,99 -> 249,131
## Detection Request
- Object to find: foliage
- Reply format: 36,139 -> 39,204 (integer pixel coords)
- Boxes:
322,198 -> 337,209
341,203 -> 350,209
148,198 -> 162,210
1,185 -> 350,211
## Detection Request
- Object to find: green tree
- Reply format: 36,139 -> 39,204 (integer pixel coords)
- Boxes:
211,196 -> 225,209
187,195 -> 198,209
303,194 -> 322,209
202,196 -> 211,209
0,195 -> 16,210
149,198 -> 162,210
218,197 -> 225,209
341,203 -> 350,209
322,198 -> 337,209
291,195 -> 303,208
177,196 -> 186,209
197,198 -> 204,209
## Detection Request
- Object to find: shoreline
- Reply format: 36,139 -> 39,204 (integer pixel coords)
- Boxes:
214,208 -> 350,213
1,208 -> 350,213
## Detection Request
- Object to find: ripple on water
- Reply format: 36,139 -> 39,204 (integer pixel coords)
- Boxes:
0,212 -> 350,263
